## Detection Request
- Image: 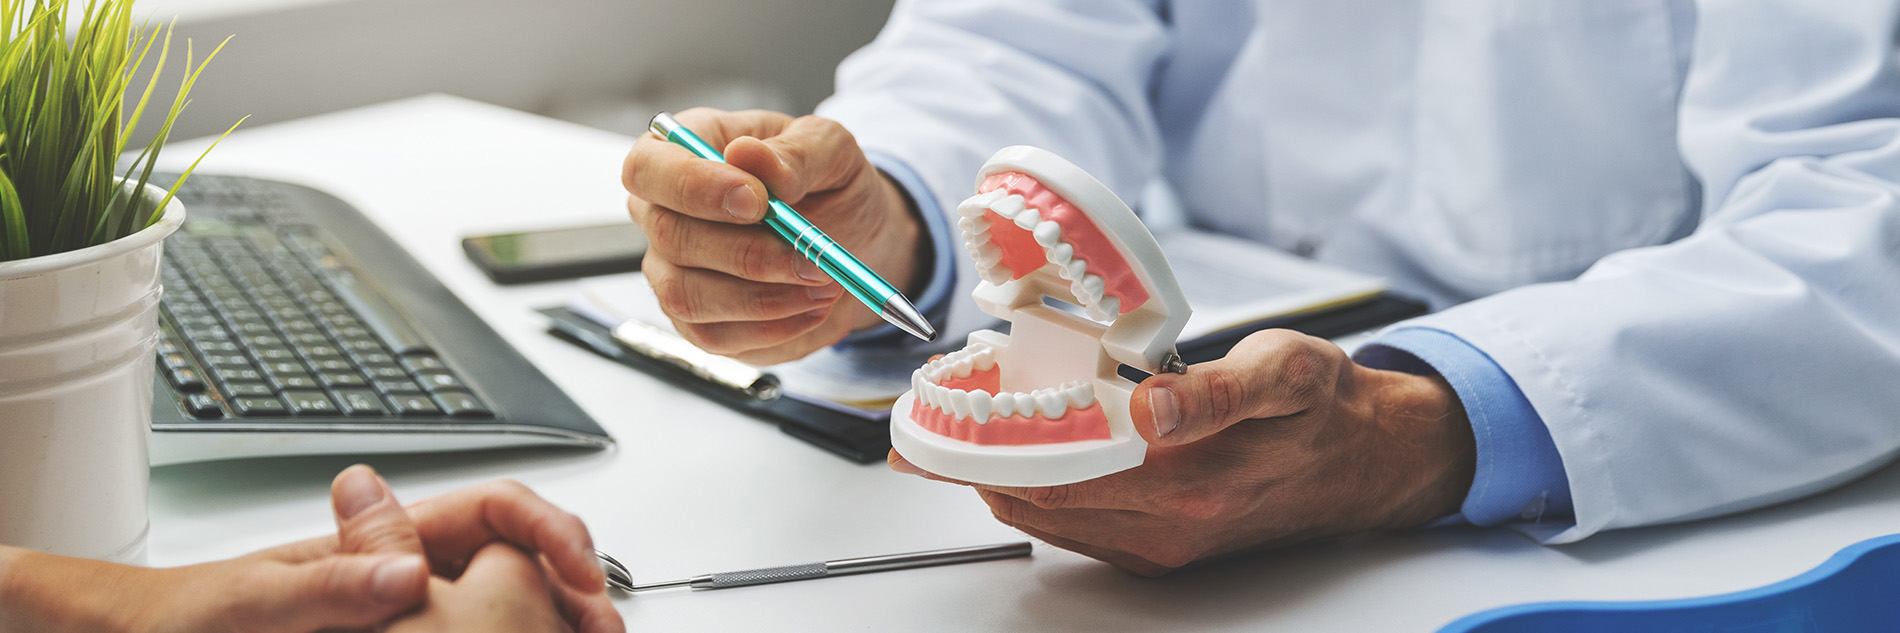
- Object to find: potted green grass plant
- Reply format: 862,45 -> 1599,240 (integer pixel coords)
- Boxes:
0,0 -> 239,563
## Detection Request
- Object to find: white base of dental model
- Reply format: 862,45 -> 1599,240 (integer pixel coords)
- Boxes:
892,147 -> 1192,488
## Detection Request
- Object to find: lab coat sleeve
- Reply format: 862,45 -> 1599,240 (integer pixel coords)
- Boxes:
815,0 -> 1171,343
1401,0 -> 1900,543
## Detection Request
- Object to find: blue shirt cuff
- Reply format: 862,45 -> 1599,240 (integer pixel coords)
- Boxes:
835,151 -> 958,349
1354,327 -> 1574,527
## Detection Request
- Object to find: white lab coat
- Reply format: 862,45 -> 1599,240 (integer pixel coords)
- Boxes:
815,0 -> 1900,544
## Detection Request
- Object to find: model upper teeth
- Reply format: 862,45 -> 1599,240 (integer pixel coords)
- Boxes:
912,344 -> 1098,423
957,189 -> 1122,318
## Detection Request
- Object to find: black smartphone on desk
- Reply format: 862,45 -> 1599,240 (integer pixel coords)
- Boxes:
463,222 -> 647,284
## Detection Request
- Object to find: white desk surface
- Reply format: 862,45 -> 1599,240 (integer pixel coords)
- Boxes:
147,94 -> 1900,632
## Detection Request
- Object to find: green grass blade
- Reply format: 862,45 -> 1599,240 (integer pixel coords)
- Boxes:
0,0 -> 237,262
0,165 -> 27,259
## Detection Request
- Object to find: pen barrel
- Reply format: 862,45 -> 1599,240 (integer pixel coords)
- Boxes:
763,199 -> 897,310
698,562 -> 829,589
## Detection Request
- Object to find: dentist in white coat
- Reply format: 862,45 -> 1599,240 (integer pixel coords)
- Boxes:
621,0 -> 1900,574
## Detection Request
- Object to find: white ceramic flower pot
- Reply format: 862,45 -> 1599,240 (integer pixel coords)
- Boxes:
0,184 -> 181,564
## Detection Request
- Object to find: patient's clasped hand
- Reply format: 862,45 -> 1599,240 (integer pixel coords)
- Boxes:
0,466 -> 623,633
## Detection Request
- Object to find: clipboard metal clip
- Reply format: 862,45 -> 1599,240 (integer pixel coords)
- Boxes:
610,319 -> 782,400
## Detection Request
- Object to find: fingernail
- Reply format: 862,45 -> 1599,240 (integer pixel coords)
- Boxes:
370,556 -> 424,603
723,186 -> 758,221
1152,387 -> 1181,438
889,458 -> 926,477
335,466 -> 386,519
809,283 -> 842,301
795,259 -> 825,283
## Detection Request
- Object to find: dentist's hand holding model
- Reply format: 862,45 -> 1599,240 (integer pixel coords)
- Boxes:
623,1 -> 1900,575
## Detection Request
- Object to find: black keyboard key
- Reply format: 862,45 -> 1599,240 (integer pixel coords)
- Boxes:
231,320 -> 275,336
334,325 -> 373,340
270,373 -> 320,391
334,390 -> 388,416
280,319 -> 321,333
375,379 -> 425,395
282,390 -> 340,416
194,340 -> 241,354
339,338 -> 383,355
401,355 -> 447,372
301,344 -> 341,358
183,326 -> 232,340
352,350 -> 395,366
184,393 -> 223,419
252,346 -> 297,362
319,372 -> 368,388
432,392 -> 492,419
203,354 -> 254,369
166,304 -> 212,318
157,338 -> 181,356
232,396 -> 288,416
162,353 -> 194,369
221,382 -> 273,397
364,364 -> 408,381
388,394 -> 444,417
243,333 -> 287,348
309,358 -> 354,373
291,332 -> 333,347
174,314 -> 221,329
263,361 -> 309,376
213,366 -> 262,383
414,370 -> 468,392
167,367 -> 207,393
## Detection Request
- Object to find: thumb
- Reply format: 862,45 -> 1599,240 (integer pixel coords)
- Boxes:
331,464 -> 426,558
234,553 -> 428,632
1132,330 -> 1345,446
725,116 -> 862,204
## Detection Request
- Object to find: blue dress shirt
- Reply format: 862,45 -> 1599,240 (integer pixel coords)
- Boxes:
1356,328 -> 1573,527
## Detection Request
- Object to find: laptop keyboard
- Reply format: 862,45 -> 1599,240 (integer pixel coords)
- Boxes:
159,219 -> 492,421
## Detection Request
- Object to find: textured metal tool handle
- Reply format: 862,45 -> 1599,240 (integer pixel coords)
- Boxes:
705,562 -> 829,588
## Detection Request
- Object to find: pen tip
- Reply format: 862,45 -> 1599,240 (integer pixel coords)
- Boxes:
879,296 -> 936,342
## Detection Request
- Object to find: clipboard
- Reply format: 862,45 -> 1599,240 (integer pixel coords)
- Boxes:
539,292 -> 1427,464
541,306 -> 893,463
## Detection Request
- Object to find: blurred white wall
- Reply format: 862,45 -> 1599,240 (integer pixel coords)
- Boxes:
131,0 -> 896,142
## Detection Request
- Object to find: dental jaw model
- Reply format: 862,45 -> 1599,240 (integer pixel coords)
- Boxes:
891,146 -> 1191,487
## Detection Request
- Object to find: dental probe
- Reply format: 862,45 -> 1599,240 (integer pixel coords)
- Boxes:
597,541 -> 1032,593
649,112 -> 937,342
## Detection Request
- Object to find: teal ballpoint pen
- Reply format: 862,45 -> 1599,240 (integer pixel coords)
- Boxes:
648,112 -> 937,342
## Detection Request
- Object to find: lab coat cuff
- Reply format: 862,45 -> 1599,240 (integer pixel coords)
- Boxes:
834,152 -> 959,349
1355,327 -> 1575,528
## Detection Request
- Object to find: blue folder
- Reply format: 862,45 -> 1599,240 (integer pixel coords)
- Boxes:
1441,533 -> 1900,632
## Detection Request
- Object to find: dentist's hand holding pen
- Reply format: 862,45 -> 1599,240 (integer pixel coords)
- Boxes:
621,108 -> 933,365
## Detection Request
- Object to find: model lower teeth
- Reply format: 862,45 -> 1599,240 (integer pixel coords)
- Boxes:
911,345 -> 1100,422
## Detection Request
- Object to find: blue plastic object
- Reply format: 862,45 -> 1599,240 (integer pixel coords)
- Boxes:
1439,533 -> 1900,633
